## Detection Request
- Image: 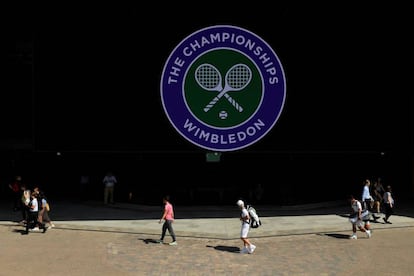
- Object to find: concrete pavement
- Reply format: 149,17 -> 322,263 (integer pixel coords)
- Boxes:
2,198 -> 414,275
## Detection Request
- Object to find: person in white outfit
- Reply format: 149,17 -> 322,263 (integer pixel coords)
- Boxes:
236,199 -> 256,254
348,194 -> 372,239
361,179 -> 380,222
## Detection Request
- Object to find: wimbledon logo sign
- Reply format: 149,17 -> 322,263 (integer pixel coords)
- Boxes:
160,25 -> 286,152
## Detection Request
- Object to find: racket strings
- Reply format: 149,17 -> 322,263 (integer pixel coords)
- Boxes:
196,66 -> 221,89
226,66 -> 251,89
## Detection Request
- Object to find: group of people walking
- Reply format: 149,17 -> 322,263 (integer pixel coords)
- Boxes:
348,177 -> 395,239
8,175 -> 55,235
7,174 -> 397,248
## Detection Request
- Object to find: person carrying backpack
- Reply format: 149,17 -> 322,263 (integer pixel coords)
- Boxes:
246,204 -> 262,229
236,199 -> 256,254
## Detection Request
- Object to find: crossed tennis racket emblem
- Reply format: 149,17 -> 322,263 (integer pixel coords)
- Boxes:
195,63 -> 252,113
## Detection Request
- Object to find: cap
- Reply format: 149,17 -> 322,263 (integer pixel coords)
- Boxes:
236,200 -> 244,207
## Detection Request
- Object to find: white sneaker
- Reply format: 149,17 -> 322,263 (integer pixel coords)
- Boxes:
248,244 -> 256,254
29,227 -> 40,232
240,247 -> 249,254
169,241 -> 177,246
366,230 -> 372,238
350,234 -> 357,240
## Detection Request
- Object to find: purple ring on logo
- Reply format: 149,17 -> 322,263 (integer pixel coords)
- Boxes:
161,25 -> 286,152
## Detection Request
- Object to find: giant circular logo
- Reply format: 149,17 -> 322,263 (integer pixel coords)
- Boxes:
161,25 -> 286,152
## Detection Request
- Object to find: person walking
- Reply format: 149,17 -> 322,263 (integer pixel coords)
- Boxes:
103,171 -> 117,205
23,191 -> 46,234
348,194 -> 372,239
236,199 -> 256,253
20,185 -> 30,225
361,179 -> 380,222
383,185 -> 395,224
372,177 -> 385,215
157,195 -> 177,245
36,189 -> 55,229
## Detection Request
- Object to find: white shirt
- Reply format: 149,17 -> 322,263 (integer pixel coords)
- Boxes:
29,198 -> 38,212
103,175 -> 117,188
362,185 -> 373,201
351,200 -> 362,213
383,192 -> 394,204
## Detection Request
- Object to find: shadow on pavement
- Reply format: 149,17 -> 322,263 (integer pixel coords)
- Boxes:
322,233 -> 351,239
207,245 -> 240,253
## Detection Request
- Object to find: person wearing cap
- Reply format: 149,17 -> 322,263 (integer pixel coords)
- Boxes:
236,199 -> 256,254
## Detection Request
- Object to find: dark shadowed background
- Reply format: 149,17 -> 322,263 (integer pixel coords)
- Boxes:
1,3 -> 413,205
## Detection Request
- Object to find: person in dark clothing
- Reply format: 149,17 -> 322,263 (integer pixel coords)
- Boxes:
383,185 -> 395,224
8,176 -> 22,211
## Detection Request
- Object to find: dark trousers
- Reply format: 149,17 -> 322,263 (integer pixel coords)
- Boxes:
161,220 -> 176,242
25,211 -> 45,232
384,203 -> 394,220
21,206 -> 29,222
12,193 -> 21,210
25,211 -> 39,232
363,199 -> 374,211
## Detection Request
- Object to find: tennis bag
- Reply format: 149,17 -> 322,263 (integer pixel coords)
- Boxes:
247,204 -> 262,228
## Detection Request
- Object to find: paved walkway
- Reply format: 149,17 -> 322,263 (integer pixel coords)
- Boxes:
1,199 -> 414,275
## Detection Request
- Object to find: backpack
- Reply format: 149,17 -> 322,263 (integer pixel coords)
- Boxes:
247,204 -> 262,228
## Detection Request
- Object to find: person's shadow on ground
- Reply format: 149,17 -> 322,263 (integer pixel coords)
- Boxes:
206,245 -> 240,253
322,233 -> 350,239
141,238 -> 160,244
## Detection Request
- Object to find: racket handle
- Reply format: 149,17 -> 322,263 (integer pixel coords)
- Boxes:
204,96 -> 220,112
224,93 -> 243,112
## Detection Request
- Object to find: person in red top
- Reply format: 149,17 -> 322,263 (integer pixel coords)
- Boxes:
157,195 -> 177,245
8,176 -> 22,211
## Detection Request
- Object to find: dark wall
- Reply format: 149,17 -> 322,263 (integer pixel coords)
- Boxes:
1,3 -> 413,204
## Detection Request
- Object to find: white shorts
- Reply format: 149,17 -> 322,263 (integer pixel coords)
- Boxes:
240,222 -> 250,238
349,217 -> 364,227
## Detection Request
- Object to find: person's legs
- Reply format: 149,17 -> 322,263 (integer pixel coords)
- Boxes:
365,199 -> 379,221
13,193 -> 20,211
166,220 -> 176,242
24,213 -> 32,234
352,223 -> 357,235
374,201 -> 381,213
241,237 -> 256,253
25,212 -> 37,233
159,221 -> 168,241
240,223 -> 255,253
383,204 -> 393,223
104,187 -> 108,204
241,237 -> 251,247
21,206 -> 27,223
109,187 -> 114,204
357,219 -> 371,238
364,221 -> 372,237
352,224 -> 356,232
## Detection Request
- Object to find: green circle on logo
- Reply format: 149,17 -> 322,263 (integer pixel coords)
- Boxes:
184,49 -> 262,128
